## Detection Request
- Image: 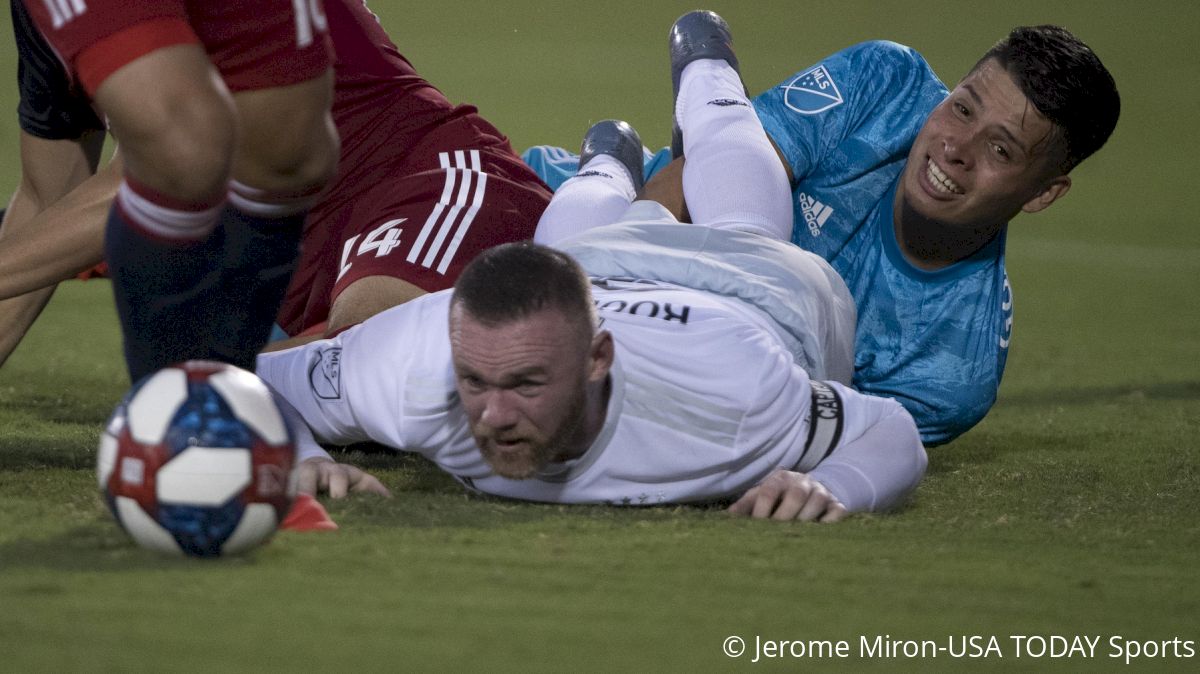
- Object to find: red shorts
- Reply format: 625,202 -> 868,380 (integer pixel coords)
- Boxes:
276,118 -> 552,336
22,0 -> 332,95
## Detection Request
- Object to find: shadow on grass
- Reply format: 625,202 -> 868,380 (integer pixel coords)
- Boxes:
0,522 -> 229,572
924,443 -> 999,475
0,440 -> 910,574
0,391 -> 115,425
0,435 -> 95,470
927,380 -> 1200,475
998,380 -> 1200,408
327,457 -> 728,530
0,498 -> 722,574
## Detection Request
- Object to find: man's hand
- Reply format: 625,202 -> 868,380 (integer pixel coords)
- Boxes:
728,469 -> 848,522
298,457 -> 392,499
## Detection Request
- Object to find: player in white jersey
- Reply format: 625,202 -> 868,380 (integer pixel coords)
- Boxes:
257,13 -> 927,520
259,242 -> 925,518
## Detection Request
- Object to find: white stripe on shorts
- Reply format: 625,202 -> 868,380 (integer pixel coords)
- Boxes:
407,150 -> 488,274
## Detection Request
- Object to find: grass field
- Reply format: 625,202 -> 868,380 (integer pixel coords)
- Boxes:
1,1 -> 1198,671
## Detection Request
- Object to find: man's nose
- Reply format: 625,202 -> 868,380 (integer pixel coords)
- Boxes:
479,390 -> 519,429
943,133 -> 973,168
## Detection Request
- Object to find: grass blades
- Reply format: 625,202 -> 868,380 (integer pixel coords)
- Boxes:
1,1 -> 1198,670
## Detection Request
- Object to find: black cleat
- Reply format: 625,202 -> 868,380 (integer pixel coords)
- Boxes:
669,10 -> 742,158
578,119 -> 645,191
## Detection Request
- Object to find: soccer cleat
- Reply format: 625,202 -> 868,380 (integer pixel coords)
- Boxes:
579,119 -> 645,191
669,10 -> 742,158
281,493 -> 339,531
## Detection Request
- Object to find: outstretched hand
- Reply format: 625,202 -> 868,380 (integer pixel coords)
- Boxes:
728,469 -> 848,522
298,457 -> 392,499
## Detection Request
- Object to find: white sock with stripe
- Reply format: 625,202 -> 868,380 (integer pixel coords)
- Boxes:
114,179 -> 223,240
676,59 -> 792,240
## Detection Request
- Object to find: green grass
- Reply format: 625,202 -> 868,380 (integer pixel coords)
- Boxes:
2,1 -> 1199,671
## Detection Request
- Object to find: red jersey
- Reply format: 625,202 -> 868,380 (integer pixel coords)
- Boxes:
275,0 -> 551,335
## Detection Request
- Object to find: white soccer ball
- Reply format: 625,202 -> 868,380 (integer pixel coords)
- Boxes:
97,361 -> 298,557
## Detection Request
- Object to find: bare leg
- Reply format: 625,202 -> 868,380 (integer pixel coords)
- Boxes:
640,157 -> 690,222
213,71 -> 341,371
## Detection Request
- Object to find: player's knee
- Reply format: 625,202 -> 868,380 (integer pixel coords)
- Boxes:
160,107 -> 238,201
98,48 -> 240,202
120,96 -> 238,203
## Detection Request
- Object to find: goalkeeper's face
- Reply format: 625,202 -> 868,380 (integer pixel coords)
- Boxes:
898,58 -> 1071,232
450,306 -> 599,479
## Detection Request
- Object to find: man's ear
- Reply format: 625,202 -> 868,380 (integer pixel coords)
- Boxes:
1022,175 -> 1072,214
587,330 -> 614,383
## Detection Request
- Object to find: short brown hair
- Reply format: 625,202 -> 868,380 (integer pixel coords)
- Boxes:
450,242 -> 597,342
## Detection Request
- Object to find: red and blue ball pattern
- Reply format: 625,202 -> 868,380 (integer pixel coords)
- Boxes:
99,361 -> 296,557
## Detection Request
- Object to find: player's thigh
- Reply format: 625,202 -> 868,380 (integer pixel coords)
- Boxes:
24,0 -> 234,197
94,44 -> 236,200
229,72 -> 339,191
92,42 -> 234,143
188,0 -> 338,189
327,276 -> 427,335
22,0 -> 191,95
640,157 -> 690,221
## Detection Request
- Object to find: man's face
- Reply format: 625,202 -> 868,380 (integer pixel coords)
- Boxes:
899,59 -> 1070,231
449,306 -> 593,479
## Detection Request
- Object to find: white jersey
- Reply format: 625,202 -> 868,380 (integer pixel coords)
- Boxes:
258,278 -> 925,511
558,201 -> 858,384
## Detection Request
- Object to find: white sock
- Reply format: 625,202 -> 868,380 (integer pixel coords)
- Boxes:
676,59 -> 792,240
533,154 -> 636,246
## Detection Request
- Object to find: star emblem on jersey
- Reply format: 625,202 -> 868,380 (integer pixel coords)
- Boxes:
782,65 -> 843,115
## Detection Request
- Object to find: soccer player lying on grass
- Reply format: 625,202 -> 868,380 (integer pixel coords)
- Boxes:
524,18 -> 1121,446
257,12 -> 927,520
0,0 -> 549,367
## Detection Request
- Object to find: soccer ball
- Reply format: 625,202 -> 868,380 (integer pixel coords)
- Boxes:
97,360 -> 298,557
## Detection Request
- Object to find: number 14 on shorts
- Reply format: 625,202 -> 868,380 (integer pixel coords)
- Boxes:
338,218 -> 406,281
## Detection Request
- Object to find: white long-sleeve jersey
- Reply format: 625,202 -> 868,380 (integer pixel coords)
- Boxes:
257,279 -> 926,512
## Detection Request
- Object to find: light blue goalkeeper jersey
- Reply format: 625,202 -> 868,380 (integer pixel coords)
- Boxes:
522,41 -> 1013,445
